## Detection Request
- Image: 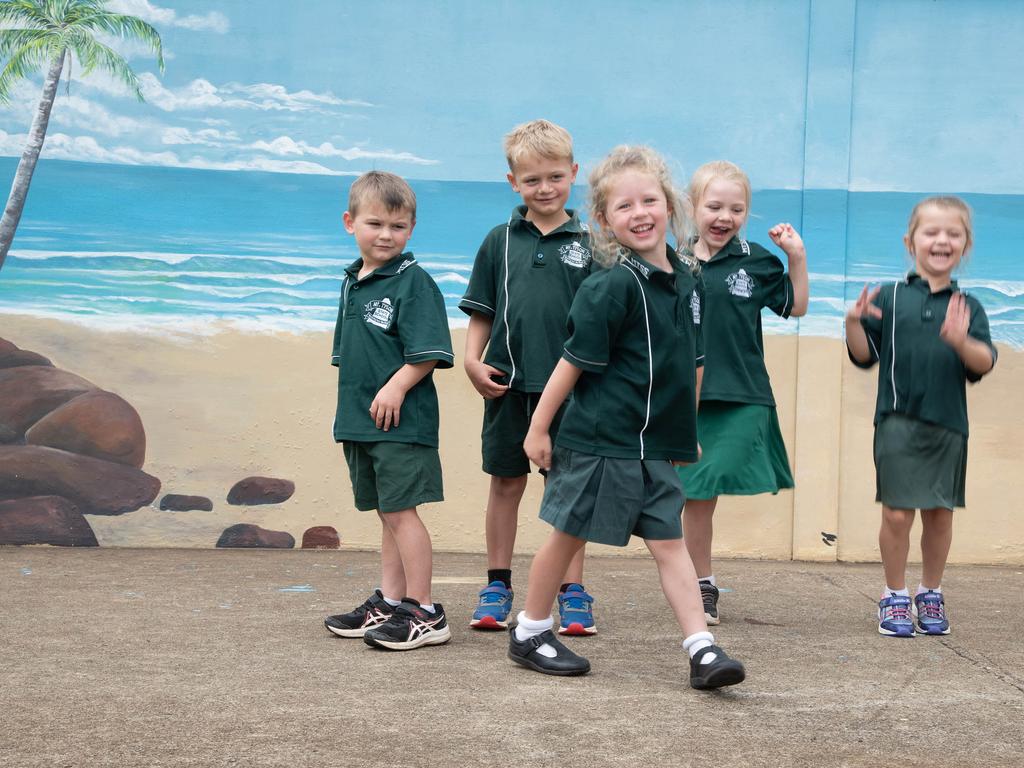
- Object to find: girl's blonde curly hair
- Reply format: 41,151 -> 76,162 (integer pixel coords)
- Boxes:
587,145 -> 694,269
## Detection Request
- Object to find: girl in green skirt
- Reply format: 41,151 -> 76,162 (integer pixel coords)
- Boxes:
676,161 -> 809,624
847,196 -> 997,638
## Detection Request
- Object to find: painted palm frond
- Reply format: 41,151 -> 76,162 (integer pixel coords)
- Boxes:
0,0 -> 164,269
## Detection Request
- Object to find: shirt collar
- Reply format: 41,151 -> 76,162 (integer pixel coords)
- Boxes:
905,270 -> 958,294
622,245 -> 683,283
511,205 -> 586,235
345,252 -> 416,280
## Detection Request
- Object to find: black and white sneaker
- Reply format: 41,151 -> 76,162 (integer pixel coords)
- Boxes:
689,644 -> 745,690
324,589 -> 394,638
700,581 -> 720,625
363,599 -> 451,650
507,626 -> 590,676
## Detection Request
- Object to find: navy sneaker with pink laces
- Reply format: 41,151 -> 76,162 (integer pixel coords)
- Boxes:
913,590 -> 951,635
878,593 -> 915,637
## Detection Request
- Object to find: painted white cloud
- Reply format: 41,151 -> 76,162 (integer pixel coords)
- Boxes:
136,73 -> 371,113
107,0 -> 229,33
0,129 -> 345,175
50,95 -> 144,137
161,126 -> 240,146
249,136 -> 438,165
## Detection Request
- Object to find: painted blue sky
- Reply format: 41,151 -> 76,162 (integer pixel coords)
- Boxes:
0,0 -> 1021,192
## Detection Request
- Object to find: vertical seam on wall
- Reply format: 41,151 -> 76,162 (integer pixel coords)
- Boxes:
836,0 -> 860,563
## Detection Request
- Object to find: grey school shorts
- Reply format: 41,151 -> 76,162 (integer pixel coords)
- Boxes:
538,446 -> 684,546
343,440 -> 443,513
874,414 -> 967,510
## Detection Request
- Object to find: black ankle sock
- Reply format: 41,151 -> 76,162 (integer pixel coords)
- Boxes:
560,582 -> 583,594
488,569 -> 512,589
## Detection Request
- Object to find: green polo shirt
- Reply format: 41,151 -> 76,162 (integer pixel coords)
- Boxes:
331,253 -> 454,446
693,237 -> 794,406
849,272 -> 996,437
459,206 -> 594,392
555,247 -> 705,462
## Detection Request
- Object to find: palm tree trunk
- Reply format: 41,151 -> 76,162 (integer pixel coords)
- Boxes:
0,50 -> 66,272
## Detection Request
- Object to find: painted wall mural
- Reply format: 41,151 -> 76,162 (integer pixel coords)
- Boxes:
0,1 -> 1022,562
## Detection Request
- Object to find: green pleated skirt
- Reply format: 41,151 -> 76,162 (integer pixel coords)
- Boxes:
874,414 -> 967,510
675,401 -> 793,500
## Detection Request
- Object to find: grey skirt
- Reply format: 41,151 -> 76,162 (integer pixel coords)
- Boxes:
874,414 -> 967,510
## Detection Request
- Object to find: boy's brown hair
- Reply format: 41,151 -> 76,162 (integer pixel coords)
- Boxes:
347,171 -> 417,220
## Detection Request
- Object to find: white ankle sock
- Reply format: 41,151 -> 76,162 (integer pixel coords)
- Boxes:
514,612 -> 556,658
699,575 -> 717,587
382,595 -> 401,607
683,631 -> 718,665
884,586 -> 910,598
420,603 -> 436,613
917,584 -> 941,596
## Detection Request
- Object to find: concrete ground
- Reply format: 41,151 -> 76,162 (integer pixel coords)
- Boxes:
1,548 -> 1022,768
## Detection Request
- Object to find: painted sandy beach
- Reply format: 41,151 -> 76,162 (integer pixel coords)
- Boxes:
3,314 -> 1020,564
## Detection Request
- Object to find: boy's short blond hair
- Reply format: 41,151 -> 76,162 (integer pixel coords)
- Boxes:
503,119 -> 574,172
347,171 -> 417,220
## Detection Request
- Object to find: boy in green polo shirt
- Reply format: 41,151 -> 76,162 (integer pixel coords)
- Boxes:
459,119 -> 598,634
323,171 -> 455,651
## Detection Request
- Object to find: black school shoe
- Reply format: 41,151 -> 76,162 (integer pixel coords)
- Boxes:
324,589 -> 394,638
363,599 -> 452,651
700,582 -> 720,625
689,644 -> 746,690
507,626 -> 590,676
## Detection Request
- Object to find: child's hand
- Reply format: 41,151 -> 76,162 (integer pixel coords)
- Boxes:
369,381 -> 406,431
768,223 -> 806,260
940,292 -> 971,350
465,359 -> 510,399
847,284 -> 882,322
523,428 -> 552,471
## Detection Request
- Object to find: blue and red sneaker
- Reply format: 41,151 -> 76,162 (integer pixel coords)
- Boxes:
878,593 -> 915,637
558,583 -> 597,636
913,590 -> 951,635
470,581 -> 513,630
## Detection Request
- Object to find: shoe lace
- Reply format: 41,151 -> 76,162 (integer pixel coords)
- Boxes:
918,596 -> 945,620
478,587 -> 509,605
883,600 -> 911,622
561,592 -> 592,611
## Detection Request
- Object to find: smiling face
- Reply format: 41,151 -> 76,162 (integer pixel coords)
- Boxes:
343,201 -> 415,270
600,169 -> 670,263
694,177 -> 748,256
905,204 -> 969,287
507,153 -> 578,227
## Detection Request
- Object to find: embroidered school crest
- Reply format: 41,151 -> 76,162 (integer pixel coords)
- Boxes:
726,268 -> 755,299
559,241 -> 592,269
690,290 -> 701,325
363,298 -> 395,329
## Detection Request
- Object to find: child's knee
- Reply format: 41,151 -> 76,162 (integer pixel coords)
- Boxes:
491,474 -> 528,498
881,506 -> 915,531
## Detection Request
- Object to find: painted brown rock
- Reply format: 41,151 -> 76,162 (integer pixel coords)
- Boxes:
0,496 -> 98,546
0,445 -> 160,515
25,390 -> 146,468
301,526 -> 340,549
0,338 -> 51,368
0,366 -> 96,442
159,494 -> 213,512
216,523 -> 294,548
227,476 -> 295,505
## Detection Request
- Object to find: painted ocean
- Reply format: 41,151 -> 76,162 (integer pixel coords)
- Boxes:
1,159 -> 1022,346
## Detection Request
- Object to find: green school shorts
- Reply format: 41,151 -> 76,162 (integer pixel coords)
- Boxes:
539,446 -> 684,546
675,401 -> 794,500
342,440 -> 443,513
481,390 -> 567,477
874,414 -> 967,510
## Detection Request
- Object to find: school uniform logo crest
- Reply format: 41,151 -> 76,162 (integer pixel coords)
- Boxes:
690,290 -> 701,324
559,241 -> 592,269
726,268 -> 755,299
364,297 -> 395,329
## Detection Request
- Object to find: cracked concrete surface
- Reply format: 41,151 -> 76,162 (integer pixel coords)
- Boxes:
1,549 -> 1022,767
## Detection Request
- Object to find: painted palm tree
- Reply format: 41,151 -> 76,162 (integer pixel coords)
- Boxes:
0,0 -> 163,271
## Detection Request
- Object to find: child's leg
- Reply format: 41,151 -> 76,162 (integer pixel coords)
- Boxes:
523,529 -> 586,620
645,537 -> 707,638
920,507 -> 954,589
564,546 -> 586,584
379,508 -> 433,605
682,497 -> 718,578
879,504 -> 916,590
485,474 -> 529,569
378,512 -> 407,600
